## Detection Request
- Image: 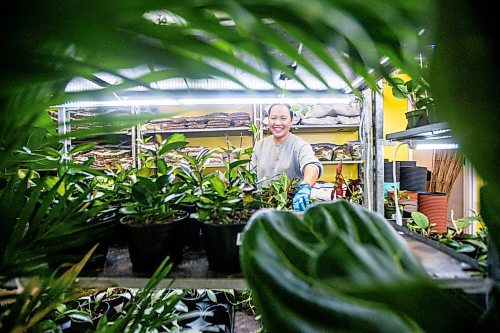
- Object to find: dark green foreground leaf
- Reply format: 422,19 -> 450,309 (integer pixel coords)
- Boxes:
241,201 -> 483,333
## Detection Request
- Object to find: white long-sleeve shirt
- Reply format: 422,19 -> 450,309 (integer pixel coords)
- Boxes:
251,134 -> 323,188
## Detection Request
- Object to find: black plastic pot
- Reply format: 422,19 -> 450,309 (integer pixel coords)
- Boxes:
122,212 -> 188,272
400,166 -> 427,192
181,204 -> 203,249
178,290 -> 235,333
384,161 -> 400,182
398,160 -> 417,167
201,222 -> 246,273
406,109 -> 429,128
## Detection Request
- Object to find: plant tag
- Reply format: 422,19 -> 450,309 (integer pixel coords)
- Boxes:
236,232 -> 242,246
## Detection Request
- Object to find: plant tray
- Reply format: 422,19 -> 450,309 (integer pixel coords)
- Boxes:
178,290 -> 235,333
388,219 -> 480,270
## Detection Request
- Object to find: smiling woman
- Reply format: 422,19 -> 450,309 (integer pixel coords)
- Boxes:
250,104 -> 323,211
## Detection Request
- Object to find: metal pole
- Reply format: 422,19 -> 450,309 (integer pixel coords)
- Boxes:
373,81 -> 385,214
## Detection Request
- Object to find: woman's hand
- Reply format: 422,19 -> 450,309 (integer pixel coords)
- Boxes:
293,184 -> 312,211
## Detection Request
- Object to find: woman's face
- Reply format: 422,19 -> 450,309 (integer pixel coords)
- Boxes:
268,105 -> 292,140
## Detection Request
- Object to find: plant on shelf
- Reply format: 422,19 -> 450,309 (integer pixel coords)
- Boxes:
180,137 -> 261,273
390,58 -> 437,129
119,134 -> 190,272
407,211 -> 436,237
406,211 -> 488,275
331,161 -> 363,205
383,189 -> 410,219
188,135 -> 260,225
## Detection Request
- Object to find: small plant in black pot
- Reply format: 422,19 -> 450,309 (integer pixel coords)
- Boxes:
190,145 -> 261,274
120,134 -> 189,272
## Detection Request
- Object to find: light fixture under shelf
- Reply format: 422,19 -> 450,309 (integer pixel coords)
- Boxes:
408,138 -> 459,150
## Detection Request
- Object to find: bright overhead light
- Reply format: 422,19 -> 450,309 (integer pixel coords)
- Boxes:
53,95 -> 354,107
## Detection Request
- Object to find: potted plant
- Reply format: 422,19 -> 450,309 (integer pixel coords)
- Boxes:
1,168 -> 117,275
176,147 -> 222,248
390,74 -> 436,129
186,143 -> 261,273
384,189 -> 409,220
120,134 -> 190,272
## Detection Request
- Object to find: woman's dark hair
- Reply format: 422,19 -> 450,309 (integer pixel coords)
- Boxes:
268,103 -> 293,118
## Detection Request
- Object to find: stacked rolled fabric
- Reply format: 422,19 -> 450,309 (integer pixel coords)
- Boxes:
230,112 -> 251,127
70,108 -> 131,130
48,109 -> 59,124
206,112 -> 231,128
184,116 -> 209,129
73,144 -> 132,169
332,144 -> 352,161
347,141 -> 363,160
143,111 -> 251,131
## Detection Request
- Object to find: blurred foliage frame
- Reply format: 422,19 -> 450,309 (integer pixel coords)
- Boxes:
2,0 -> 500,332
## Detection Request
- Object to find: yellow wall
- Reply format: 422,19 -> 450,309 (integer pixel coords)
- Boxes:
383,77 -> 410,161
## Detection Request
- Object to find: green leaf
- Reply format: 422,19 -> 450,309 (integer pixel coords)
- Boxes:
229,159 -> 250,171
463,239 -> 487,252
411,212 -> 429,230
209,177 -> 226,196
455,244 -> 476,253
200,196 -> 215,204
159,133 -> 188,155
454,220 -> 472,230
156,159 -> 168,175
132,178 -> 157,206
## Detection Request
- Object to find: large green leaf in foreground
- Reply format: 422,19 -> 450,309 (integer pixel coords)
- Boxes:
241,201 -> 483,333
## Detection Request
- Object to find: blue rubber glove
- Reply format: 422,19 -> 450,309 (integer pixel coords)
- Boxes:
293,184 -> 312,212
